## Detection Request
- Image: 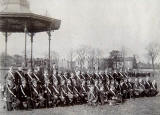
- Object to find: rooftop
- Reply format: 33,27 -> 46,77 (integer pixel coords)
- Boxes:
0,0 -> 61,32
1,0 -> 30,13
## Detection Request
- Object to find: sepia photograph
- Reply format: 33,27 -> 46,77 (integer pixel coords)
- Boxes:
0,0 -> 160,115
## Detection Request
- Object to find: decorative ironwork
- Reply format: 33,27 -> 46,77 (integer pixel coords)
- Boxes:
0,0 -> 61,71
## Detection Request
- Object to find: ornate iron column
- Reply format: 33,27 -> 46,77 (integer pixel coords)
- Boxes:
24,24 -> 27,67
30,33 -> 34,71
4,32 -> 8,67
47,30 -> 52,74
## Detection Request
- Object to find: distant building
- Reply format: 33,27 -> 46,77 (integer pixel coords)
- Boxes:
101,56 -> 138,72
138,62 -> 160,69
124,57 -> 135,70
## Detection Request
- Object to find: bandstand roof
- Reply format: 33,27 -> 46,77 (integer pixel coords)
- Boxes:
0,0 -> 61,33
0,12 -> 61,33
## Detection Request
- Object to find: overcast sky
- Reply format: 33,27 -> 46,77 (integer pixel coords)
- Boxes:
0,0 -> 160,62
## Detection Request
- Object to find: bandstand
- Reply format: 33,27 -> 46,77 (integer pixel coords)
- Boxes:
0,0 -> 61,73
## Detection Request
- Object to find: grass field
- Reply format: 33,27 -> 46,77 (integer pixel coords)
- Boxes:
0,96 -> 160,115
0,74 -> 160,115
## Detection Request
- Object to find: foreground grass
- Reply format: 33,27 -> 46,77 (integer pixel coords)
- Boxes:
0,96 -> 160,115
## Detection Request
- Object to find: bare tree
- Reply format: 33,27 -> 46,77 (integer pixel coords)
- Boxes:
45,51 -> 59,67
50,51 -> 59,66
109,50 -> 122,71
86,48 -> 96,72
0,52 -> 13,67
121,46 -> 127,72
67,49 -> 75,71
86,48 -> 102,72
146,42 -> 160,72
76,46 -> 88,71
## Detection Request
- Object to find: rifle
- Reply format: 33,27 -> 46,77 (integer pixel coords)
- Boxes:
151,82 -> 156,90
63,75 -> 68,81
33,73 -> 40,82
87,74 -> 92,80
27,73 -> 34,82
81,85 -> 87,93
105,74 -> 110,79
81,74 -> 85,79
95,85 -> 100,92
8,71 -> 15,81
90,91 -> 96,99
20,85 -> 27,98
62,88 -> 68,96
60,87 -> 68,102
67,85 -> 74,99
46,86 -> 52,95
45,85 -> 58,100
6,85 -> 20,106
7,85 -> 17,98
139,82 -> 145,90
60,92 -> 65,102
109,85 -> 117,97
16,71 -> 23,79
110,89 -> 116,97
73,87 -> 83,97
52,75 -> 58,83
88,87 -> 96,101
67,85 -> 73,94
31,86 -> 44,101
76,75 -> 81,81
52,85 -> 60,95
